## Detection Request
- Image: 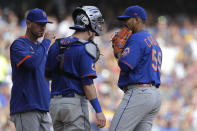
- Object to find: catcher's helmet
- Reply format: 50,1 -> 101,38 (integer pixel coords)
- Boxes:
70,6 -> 104,36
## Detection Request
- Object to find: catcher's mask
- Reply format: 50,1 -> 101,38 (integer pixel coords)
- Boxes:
70,6 -> 104,36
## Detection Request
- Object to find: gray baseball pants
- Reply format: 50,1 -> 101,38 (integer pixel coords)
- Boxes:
109,85 -> 161,131
49,94 -> 90,131
10,110 -> 53,131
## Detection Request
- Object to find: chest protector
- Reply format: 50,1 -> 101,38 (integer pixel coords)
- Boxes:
55,36 -> 100,80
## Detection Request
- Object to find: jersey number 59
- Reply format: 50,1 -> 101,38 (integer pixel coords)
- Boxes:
152,49 -> 162,72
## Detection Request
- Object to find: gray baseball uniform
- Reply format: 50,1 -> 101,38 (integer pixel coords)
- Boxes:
10,111 -> 53,131
49,94 -> 90,131
109,85 -> 161,131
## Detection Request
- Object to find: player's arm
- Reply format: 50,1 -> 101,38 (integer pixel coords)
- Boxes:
82,77 -> 106,128
79,47 -> 106,128
10,39 -> 51,70
11,33 -> 55,70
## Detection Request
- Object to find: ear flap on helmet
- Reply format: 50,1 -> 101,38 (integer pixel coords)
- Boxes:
70,6 -> 104,36
70,10 -> 91,31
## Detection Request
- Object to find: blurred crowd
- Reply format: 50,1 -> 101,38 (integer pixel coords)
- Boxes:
0,7 -> 197,131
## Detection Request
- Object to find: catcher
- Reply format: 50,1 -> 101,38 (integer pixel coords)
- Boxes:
110,5 -> 162,131
45,6 -> 106,131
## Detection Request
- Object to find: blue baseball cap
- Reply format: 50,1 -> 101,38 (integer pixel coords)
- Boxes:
26,8 -> 52,23
117,5 -> 147,21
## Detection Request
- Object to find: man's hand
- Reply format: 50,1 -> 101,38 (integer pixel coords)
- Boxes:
44,32 -> 56,47
95,112 -> 106,128
44,32 -> 56,41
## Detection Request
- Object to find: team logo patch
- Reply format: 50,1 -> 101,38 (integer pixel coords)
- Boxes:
121,47 -> 130,57
60,37 -> 76,45
91,63 -> 96,71
134,12 -> 138,16
60,39 -> 70,45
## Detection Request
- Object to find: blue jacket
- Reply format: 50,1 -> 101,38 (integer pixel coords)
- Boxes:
10,37 -> 51,114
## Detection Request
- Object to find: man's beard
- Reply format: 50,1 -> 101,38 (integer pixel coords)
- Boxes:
31,31 -> 44,38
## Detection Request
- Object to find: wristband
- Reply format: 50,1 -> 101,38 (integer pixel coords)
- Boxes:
90,98 -> 102,113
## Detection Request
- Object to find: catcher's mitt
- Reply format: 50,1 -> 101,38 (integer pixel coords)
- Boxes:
111,27 -> 132,58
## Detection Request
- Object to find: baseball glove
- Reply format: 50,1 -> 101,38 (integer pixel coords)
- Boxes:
111,27 -> 132,58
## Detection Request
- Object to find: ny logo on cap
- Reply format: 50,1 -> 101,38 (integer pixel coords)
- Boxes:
134,12 -> 138,16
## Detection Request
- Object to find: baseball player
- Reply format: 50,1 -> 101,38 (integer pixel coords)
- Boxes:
10,8 -> 55,131
45,6 -> 106,131
109,5 -> 162,131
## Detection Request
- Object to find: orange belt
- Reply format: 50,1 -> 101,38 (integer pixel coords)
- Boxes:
138,83 -> 152,87
122,83 -> 152,92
